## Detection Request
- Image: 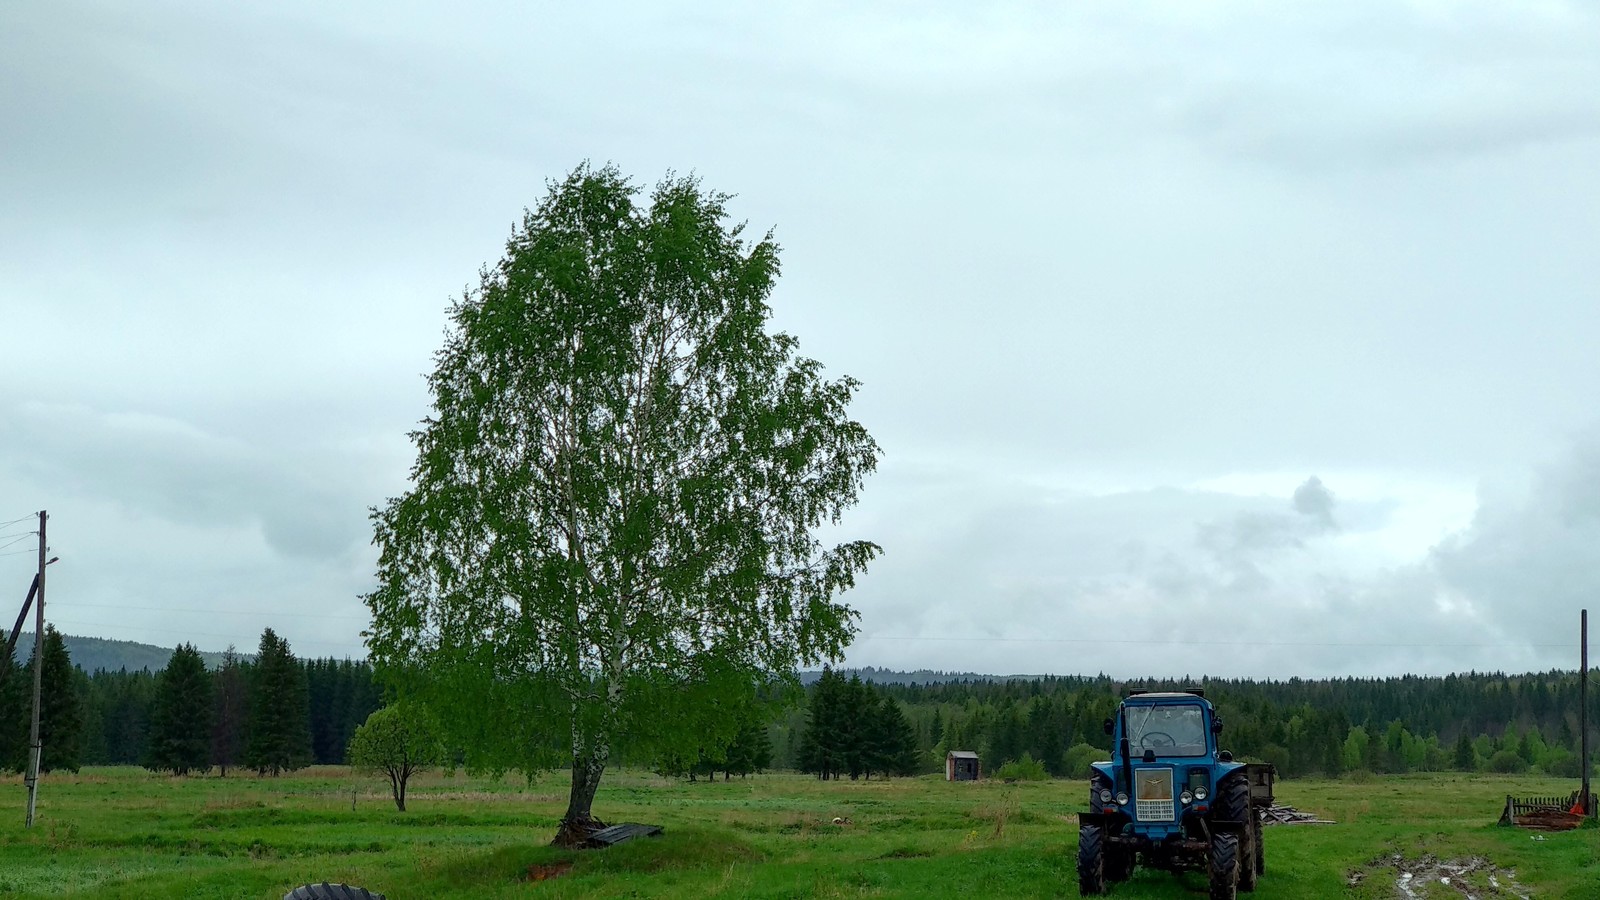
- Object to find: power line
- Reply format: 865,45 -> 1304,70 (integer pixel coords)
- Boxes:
45,617 -> 366,651
0,514 -> 37,529
861,634 -> 1573,649
0,534 -> 37,552
61,601 -> 370,621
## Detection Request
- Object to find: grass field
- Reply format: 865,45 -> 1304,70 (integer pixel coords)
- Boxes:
0,767 -> 1594,898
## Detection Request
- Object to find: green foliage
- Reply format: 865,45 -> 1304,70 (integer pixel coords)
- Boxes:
0,632 -> 30,770
366,164 -> 879,831
244,629 -> 312,776
994,752 -> 1049,781
143,644 -> 213,776
1061,742 -> 1105,779
1487,749 -> 1527,773
1452,730 -> 1477,771
348,704 -> 442,811
797,670 -> 918,780
210,647 -> 247,776
30,626 -> 83,773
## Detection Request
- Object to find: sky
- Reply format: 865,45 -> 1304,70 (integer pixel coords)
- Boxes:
2,1 -> 1598,678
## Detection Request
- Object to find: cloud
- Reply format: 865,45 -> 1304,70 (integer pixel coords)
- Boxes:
1292,476 -> 1335,526
1429,428 -> 1600,643
843,448 -> 1591,678
0,401 -> 371,561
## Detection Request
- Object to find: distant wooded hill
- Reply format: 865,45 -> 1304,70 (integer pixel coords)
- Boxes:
797,666 -> 1037,685
8,632 -> 231,672
4,634 -> 1012,682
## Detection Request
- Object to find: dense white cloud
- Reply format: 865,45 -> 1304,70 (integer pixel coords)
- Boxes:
1,1 -> 1597,673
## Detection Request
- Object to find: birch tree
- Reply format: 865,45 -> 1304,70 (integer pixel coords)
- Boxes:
366,164 -> 879,846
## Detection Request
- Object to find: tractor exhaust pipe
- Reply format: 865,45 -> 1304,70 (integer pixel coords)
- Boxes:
1119,703 -> 1133,802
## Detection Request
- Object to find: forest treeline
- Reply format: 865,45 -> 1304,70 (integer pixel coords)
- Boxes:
817,671 -> 1600,779
0,627 -> 378,773
4,627 -> 1596,781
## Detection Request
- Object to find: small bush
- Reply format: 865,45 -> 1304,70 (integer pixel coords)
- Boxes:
994,753 -> 1049,782
1060,743 -> 1105,779
1487,750 -> 1526,774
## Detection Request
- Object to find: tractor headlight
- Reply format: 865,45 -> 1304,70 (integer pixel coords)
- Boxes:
1098,788 -> 1112,804
1180,790 -> 1193,805
1193,786 -> 1208,801
1115,792 -> 1129,806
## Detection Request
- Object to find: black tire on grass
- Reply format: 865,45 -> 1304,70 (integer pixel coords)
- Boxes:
1078,824 -> 1107,896
1208,833 -> 1238,900
1217,776 -> 1256,893
284,884 -> 386,900
1253,815 -> 1264,876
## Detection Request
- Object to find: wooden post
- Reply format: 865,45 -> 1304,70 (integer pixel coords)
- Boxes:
1582,609 -> 1590,818
24,511 -> 45,828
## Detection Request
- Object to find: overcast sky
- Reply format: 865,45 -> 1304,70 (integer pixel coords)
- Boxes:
3,1 -> 1598,678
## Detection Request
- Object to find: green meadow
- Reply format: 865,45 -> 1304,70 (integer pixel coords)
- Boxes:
0,768 -> 1594,898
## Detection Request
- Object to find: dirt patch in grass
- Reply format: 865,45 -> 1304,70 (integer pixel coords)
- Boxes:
524,861 -> 573,882
1349,854 -> 1530,899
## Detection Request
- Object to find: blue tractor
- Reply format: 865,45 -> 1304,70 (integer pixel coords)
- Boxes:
1077,689 -> 1274,899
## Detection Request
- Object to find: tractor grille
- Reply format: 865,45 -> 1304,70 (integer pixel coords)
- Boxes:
1135,769 -> 1174,821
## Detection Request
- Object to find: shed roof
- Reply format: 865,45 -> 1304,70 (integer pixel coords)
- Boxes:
947,750 -> 980,759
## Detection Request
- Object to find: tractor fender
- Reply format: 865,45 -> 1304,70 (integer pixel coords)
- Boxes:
1213,760 -> 1246,784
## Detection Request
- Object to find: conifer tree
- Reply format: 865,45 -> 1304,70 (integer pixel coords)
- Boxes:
799,667 -> 846,780
874,696 -> 920,777
144,643 -> 214,775
0,633 -> 28,770
244,628 -> 313,775
34,626 -> 82,773
1452,730 -> 1476,771
211,647 -> 248,776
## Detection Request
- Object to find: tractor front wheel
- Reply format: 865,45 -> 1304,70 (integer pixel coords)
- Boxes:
1217,776 -> 1257,892
1078,825 -> 1107,895
1208,833 -> 1238,900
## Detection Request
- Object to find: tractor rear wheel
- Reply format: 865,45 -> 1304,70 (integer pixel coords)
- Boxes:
1217,776 -> 1256,892
1078,825 -> 1107,895
284,885 -> 385,900
1208,833 -> 1238,900
1253,816 -> 1264,876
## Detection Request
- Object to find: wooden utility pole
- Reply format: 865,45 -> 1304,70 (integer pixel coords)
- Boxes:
1582,608 -> 1590,818
24,510 -> 45,828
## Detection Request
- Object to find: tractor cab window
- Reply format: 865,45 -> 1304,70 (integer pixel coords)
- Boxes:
1126,704 -> 1207,757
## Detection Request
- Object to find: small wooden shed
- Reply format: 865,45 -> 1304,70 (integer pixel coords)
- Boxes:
946,750 -> 981,781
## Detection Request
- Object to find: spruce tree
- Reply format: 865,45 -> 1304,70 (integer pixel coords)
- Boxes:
144,643 -> 213,775
1453,730 -> 1477,771
841,674 -> 870,779
35,626 -> 82,773
244,629 -> 313,775
875,696 -> 920,777
211,647 -> 248,776
0,633 -> 28,771
800,667 -> 845,779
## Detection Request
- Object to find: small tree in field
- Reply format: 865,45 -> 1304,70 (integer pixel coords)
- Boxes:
347,705 -> 441,812
366,164 -> 879,846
